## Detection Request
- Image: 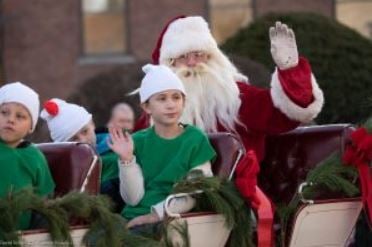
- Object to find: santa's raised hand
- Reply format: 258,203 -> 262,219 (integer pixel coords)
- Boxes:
269,21 -> 299,70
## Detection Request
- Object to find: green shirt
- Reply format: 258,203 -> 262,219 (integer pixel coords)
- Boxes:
0,140 -> 55,230
100,151 -> 119,184
122,125 -> 216,219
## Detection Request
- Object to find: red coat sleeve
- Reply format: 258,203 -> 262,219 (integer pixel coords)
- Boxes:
238,82 -> 299,135
239,56 -> 323,132
277,57 -> 313,107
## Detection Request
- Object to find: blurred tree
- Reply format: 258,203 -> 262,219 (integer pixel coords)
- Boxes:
229,54 -> 271,88
222,12 -> 372,124
68,62 -> 144,129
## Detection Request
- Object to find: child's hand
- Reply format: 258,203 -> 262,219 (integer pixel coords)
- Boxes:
126,212 -> 160,229
107,126 -> 134,162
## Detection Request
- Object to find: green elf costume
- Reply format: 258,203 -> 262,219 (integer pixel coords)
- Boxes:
0,82 -> 55,230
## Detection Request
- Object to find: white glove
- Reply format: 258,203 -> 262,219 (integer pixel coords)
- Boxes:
270,21 -> 299,70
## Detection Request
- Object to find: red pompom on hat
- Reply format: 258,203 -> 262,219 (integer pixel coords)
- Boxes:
40,98 -> 92,142
43,100 -> 59,116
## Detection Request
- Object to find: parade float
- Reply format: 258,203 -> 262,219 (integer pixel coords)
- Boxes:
1,123 -> 370,247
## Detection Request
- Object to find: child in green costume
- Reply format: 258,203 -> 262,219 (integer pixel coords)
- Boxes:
108,64 -> 216,228
0,82 -> 55,230
40,98 -> 124,212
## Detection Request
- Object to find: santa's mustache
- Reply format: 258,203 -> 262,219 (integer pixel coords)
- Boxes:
173,63 -> 208,79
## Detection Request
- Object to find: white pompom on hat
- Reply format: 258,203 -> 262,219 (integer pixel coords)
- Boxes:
40,98 -> 92,142
140,64 -> 186,103
0,81 -> 40,132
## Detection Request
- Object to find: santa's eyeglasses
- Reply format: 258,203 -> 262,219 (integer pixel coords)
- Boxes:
172,51 -> 209,66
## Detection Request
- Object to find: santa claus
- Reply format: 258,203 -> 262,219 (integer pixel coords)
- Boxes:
134,16 -> 324,244
136,15 -> 324,161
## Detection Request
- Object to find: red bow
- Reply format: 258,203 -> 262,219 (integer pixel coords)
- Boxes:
235,150 -> 261,208
342,127 -> 372,223
235,150 -> 274,246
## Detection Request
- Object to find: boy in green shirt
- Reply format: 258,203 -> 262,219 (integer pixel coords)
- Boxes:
0,82 -> 55,230
108,64 -> 216,228
40,98 -> 124,212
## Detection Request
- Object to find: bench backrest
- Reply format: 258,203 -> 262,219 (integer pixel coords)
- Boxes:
208,132 -> 245,180
37,142 -> 101,197
259,124 -> 354,204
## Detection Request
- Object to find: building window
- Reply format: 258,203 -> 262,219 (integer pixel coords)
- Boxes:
336,0 -> 372,39
82,0 -> 127,55
209,0 -> 253,44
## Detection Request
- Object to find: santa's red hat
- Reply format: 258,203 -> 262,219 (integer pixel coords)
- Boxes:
152,16 -> 219,65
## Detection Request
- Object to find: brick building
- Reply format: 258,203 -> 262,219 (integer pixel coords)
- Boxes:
0,0 -> 368,102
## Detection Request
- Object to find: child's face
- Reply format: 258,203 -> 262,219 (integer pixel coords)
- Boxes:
0,102 -> 32,147
108,106 -> 134,132
68,120 -> 96,147
142,90 -> 184,127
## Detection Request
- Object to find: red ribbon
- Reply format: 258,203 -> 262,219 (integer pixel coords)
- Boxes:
235,150 -> 274,246
256,186 -> 274,247
235,150 -> 261,208
342,127 -> 372,223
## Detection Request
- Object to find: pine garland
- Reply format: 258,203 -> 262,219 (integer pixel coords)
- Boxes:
276,152 -> 359,246
0,185 -> 221,246
0,170 -> 252,247
172,170 -> 253,247
363,117 -> 372,133
0,189 -> 72,246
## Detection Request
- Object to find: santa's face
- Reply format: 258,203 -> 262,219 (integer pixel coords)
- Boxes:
173,51 -> 210,69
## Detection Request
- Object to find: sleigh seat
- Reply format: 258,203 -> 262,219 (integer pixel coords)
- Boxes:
166,124 -> 363,247
165,132 -> 245,247
22,142 -> 101,246
261,124 -> 363,247
21,125 -> 364,247
37,142 -> 101,197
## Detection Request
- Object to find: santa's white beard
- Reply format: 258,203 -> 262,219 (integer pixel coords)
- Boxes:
171,59 -> 242,133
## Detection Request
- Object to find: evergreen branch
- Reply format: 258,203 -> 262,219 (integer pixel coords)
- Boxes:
364,117 -> 372,133
163,220 -> 190,247
172,172 -> 253,246
276,152 -> 360,246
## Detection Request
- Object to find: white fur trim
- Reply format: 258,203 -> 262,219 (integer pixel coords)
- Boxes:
270,69 -> 324,123
159,16 -> 218,64
234,73 -> 249,83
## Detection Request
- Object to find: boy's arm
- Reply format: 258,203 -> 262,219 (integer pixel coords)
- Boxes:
152,161 -> 213,219
118,157 -> 144,206
107,126 -> 142,204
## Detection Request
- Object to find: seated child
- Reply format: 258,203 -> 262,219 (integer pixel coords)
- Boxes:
95,102 -> 135,155
0,82 -> 55,230
40,99 -> 124,212
108,64 -> 216,228
107,102 -> 135,132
